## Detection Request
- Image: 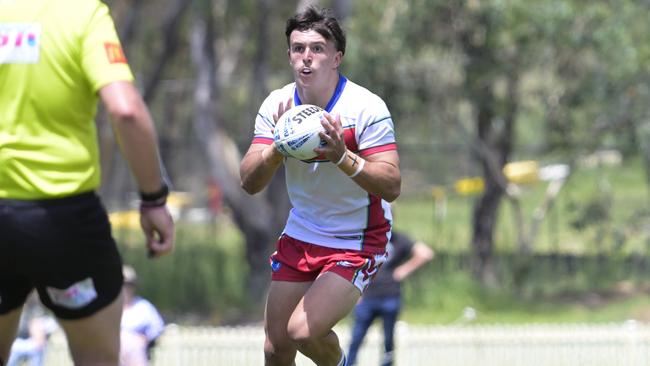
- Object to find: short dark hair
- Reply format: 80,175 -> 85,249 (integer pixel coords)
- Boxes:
285,6 -> 346,55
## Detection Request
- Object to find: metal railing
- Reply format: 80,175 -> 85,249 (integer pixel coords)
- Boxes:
43,322 -> 650,365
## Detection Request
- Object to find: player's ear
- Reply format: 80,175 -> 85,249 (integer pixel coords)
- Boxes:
333,51 -> 343,69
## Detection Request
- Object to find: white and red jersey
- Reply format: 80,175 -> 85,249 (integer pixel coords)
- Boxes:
251,75 -> 397,253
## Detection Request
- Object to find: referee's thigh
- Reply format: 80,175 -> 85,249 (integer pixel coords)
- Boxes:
57,292 -> 124,366
0,307 -> 23,364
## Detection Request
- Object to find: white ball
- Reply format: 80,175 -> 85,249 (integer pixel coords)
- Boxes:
274,104 -> 326,160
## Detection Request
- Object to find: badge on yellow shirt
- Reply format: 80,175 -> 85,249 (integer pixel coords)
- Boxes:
0,22 -> 41,64
104,42 -> 127,64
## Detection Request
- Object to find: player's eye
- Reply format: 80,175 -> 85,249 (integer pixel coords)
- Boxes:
292,45 -> 304,53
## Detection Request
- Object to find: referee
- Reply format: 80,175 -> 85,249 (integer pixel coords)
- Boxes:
0,1 -> 174,365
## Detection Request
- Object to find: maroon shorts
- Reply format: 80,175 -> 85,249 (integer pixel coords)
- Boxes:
269,234 -> 387,293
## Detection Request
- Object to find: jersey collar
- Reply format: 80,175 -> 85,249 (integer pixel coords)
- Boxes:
293,73 -> 347,113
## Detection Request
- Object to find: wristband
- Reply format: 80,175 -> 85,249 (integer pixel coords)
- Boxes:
140,200 -> 167,210
139,182 -> 169,206
348,158 -> 365,178
334,152 -> 347,166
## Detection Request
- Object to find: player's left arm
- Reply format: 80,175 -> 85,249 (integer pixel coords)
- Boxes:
317,112 -> 401,202
343,150 -> 400,202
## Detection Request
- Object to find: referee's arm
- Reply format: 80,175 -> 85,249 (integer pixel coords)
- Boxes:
99,81 -> 174,258
99,81 -> 165,193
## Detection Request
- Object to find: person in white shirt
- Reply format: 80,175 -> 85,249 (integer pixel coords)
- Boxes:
240,6 -> 401,366
119,266 -> 164,366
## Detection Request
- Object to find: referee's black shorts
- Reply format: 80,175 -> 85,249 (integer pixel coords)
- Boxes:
0,191 -> 123,320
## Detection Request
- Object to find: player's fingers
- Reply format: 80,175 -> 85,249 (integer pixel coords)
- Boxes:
332,113 -> 343,129
273,103 -> 284,122
320,113 -> 337,135
148,229 -> 173,258
274,98 -> 293,123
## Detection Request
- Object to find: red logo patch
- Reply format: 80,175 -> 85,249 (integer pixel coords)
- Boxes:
104,42 -> 127,64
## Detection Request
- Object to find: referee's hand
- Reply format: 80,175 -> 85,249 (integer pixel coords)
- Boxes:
139,205 -> 175,258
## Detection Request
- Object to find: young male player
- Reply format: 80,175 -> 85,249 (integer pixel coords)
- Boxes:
240,6 -> 401,366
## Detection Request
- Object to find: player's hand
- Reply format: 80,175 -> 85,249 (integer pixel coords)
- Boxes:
315,112 -> 346,163
270,98 -> 293,157
273,98 -> 293,124
139,205 -> 174,258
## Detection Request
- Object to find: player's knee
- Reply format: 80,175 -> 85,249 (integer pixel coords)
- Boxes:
287,320 -> 321,345
264,338 -> 293,364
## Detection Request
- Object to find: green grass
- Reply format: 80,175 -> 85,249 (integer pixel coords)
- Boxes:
394,269 -> 650,325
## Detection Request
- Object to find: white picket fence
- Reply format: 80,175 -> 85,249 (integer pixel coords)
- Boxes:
43,322 -> 650,365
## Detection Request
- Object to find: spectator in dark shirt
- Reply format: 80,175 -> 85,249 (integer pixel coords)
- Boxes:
347,230 -> 434,366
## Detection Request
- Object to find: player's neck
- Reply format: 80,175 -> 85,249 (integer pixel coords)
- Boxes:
297,72 -> 340,109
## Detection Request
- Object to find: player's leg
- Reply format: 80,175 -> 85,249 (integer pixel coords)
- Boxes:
288,272 -> 360,366
347,298 -> 379,366
264,280 -> 312,366
0,307 -> 23,365
379,297 -> 401,366
56,292 -> 123,366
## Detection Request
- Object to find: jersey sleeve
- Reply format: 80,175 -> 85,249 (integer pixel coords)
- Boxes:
80,1 -> 134,92
252,90 -> 283,145
357,96 -> 397,157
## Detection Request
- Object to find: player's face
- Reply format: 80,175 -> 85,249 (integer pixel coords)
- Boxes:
288,29 -> 342,89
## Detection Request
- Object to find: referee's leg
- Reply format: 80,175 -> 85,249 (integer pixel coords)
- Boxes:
57,292 -> 124,366
0,307 -> 23,365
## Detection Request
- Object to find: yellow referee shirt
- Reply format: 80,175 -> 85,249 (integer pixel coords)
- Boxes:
0,0 -> 134,199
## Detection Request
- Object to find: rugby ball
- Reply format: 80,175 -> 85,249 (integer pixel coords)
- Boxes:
273,104 -> 326,160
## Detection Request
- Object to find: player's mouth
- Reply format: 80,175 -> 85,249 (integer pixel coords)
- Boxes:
300,67 -> 312,75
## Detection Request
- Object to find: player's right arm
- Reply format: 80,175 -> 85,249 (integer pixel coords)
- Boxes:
240,98 -> 292,195
240,144 -> 285,194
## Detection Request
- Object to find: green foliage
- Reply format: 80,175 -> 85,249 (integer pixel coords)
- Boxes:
110,158 -> 648,324
397,252 -> 650,324
116,221 -> 250,324
396,157 -> 648,255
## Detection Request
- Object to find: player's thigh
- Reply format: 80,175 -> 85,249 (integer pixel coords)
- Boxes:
57,292 -> 123,365
0,307 -> 23,362
289,272 -> 360,339
265,280 -> 312,344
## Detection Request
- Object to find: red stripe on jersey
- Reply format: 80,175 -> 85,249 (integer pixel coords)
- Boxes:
362,194 -> 391,251
343,127 -> 359,152
359,143 -> 397,157
312,127 -> 358,161
252,137 -> 274,145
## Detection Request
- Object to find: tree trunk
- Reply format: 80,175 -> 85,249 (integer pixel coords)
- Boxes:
190,14 -> 282,315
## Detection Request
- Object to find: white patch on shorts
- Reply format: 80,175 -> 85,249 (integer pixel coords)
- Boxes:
46,278 -> 97,309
